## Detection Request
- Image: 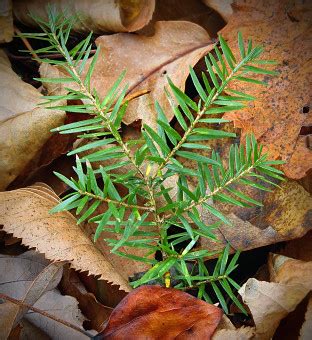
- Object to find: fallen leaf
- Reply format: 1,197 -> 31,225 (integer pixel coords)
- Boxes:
98,285 -> 223,339
0,0 -> 13,42
139,0 -> 226,36
13,0 -> 155,33
26,289 -> 90,339
0,50 -> 65,190
279,231 -> 312,262
212,327 -> 254,340
300,296 -> 312,339
221,0 -> 312,179
212,315 -> 255,340
269,254 -> 312,291
60,266 -> 112,331
0,184 -> 131,291
199,180 -> 312,254
0,250 -> 62,338
202,0 -> 233,21
84,21 -> 214,128
14,319 -> 50,339
239,254 -> 312,339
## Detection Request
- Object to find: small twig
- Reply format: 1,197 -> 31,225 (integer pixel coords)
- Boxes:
0,293 -> 95,338
14,26 -> 39,61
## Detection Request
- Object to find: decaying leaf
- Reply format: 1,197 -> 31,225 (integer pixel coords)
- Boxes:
139,0 -> 226,36
212,315 -> 254,340
98,285 -> 223,339
200,180 -> 312,254
202,0 -> 233,21
13,0 -> 155,33
221,0 -> 312,179
84,21 -> 214,128
0,50 -> 65,190
239,254 -> 312,339
26,290 -> 90,339
0,250 -> 84,339
60,266 -> 112,332
0,184 -> 131,291
300,296 -> 312,339
0,0 -> 13,42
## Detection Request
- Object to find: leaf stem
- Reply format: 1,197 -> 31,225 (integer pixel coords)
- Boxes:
78,190 -> 154,211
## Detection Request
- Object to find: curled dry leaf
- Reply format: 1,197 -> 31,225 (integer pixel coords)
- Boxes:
0,184 -> 131,292
0,0 -> 13,42
221,0 -> 312,179
60,266 -> 112,332
98,285 -> 223,339
212,315 -> 254,340
0,50 -> 65,190
202,0 -> 233,21
26,290 -> 91,340
13,0 -> 155,33
84,21 -> 214,128
0,250 -> 63,338
199,180 -> 312,255
300,296 -> 312,339
239,254 -> 312,339
139,0 -> 226,36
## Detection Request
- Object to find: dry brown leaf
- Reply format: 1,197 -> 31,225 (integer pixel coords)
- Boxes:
202,0 -> 233,21
212,327 -> 255,340
84,21 -> 214,128
199,180 -> 312,254
60,266 -> 112,332
300,296 -> 312,339
212,315 -> 255,340
0,184 -> 131,291
279,231 -> 312,262
13,0 -> 155,33
0,51 -> 65,190
239,255 -> 312,339
221,0 -> 312,179
98,285 -> 223,339
0,251 -> 63,338
15,319 -> 50,340
139,0 -> 226,37
26,290 -> 90,339
0,0 -> 13,42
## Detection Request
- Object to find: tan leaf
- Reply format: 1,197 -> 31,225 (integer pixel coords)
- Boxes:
202,0 -> 233,21
220,0 -> 312,179
13,0 -> 155,33
0,50 -> 65,190
0,0 -> 13,43
26,290 -> 90,339
300,296 -> 312,339
212,327 -> 255,340
0,251 -> 63,338
139,0 -> 226,36
199,180 -> 312,255
84,21 -> 214,128
212,315 -> 255,340
239,255 -> 312,339
0,184 -> 131,291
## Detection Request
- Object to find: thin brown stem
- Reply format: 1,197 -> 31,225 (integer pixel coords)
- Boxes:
164,164 -> 256,219
78,190 -> 154,211
14,26 -> 39,60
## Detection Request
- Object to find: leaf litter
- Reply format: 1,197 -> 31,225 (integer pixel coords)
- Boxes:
0,0 -> 312,338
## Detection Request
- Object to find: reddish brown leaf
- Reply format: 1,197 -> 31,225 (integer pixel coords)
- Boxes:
98,285 -> 222,339
220,0 -> 312,179
59,266 -> 112,332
